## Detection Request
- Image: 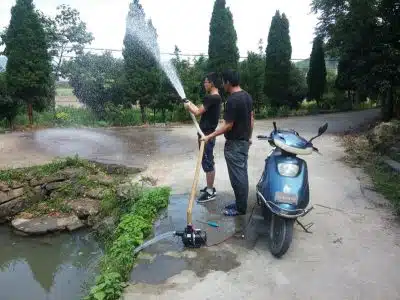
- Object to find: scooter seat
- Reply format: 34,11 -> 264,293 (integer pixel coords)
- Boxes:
272,130 -> 313,155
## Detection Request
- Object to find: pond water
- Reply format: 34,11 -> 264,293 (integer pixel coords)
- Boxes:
0,227 -> 103,300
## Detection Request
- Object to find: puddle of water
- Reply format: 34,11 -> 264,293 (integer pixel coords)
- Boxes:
0,227 -> 103,300
129,194 -> 266,285
131,249 -> 240,284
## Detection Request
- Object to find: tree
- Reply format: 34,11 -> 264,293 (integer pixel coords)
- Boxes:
0,72 -> 20,128
123,0 -> 161,123
311,0 -> 399,119
173,46 -> 209,104
208,0 -> 239,73
288,63 -> 308,109
61,52 -> 125,116
1,0 -> 54,125
370,0 -> 400,120
38,4 -> 94,80
307,36 -> 327,105
264,11 -> 293,108
240,51 -> 265,113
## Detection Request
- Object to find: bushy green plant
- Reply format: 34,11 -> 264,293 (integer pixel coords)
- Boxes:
85,186 -> 171,300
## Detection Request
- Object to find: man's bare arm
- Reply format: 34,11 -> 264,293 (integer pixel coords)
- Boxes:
203,120 -> 233,141
185,101 -> 206,116
250,111 -> 254,140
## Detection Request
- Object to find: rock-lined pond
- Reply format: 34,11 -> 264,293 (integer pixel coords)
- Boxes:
0,157 -> 147,300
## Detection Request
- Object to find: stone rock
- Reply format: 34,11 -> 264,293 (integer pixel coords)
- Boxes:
0,182 -> 10,192
67,198 -> 100,219
131,175 -> 157,188
88,174 -> 114,186
11,215 -> 85,235
58,167 -> 86,179
30,174 -> 66,187
89,160 -> 144,175
0,197 -> 26,218
16,212 -> 34,219
31,185 -> 46,202
383,157 -> 400,173
50,190 -> 63,200
0,188 -> 25,205
116,182 -> 133,200
44,181 -> 66,192
92,216 -> 117,235
10,181 -> 24,189
85,188 -> 105,200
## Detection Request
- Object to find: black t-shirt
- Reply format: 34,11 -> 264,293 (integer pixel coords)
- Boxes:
223,90 -> 253,141
199,94 -> 222,134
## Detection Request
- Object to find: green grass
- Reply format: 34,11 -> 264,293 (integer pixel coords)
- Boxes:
0,156 -> 141,218
84,186 -> 171,300
1,95 -> 378,133
342,123 -> 400,213
367,161 -> 400,211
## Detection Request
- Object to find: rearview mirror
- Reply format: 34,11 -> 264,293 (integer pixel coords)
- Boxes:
318,123 -> 328,136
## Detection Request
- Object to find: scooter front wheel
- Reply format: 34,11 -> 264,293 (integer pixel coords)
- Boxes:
268,215 -> 294,258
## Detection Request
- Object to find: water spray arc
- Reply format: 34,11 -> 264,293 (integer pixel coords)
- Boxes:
126,4 -> 207,249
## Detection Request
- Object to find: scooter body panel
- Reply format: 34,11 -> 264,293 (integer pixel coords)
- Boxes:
258,149 -> 310,216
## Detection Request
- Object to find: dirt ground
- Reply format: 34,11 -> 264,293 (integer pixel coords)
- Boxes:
2,108 -> 400,299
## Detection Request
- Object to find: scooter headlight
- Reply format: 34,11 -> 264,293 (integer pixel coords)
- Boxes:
277,163 -> 299,177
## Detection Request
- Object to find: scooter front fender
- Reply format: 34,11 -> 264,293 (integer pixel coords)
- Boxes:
258,154 -> 310,216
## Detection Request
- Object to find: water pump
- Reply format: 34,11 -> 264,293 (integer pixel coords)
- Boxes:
175,225 -> 207,248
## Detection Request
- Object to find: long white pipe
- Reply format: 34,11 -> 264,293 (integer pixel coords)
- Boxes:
189,112 -> 205,138
183,98 -> 205,138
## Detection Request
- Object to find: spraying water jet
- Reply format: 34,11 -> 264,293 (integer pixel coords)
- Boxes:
126,7 -> 208,251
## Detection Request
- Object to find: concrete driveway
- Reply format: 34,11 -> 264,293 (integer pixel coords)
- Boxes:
122,109 -> 400,300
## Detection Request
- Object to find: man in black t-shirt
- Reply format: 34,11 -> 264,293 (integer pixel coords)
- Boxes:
184,72 -> 222,203
201,69 -> 254,216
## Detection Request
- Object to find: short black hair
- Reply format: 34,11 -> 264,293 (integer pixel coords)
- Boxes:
205,72 -> 220,87
221,69 -> 240,86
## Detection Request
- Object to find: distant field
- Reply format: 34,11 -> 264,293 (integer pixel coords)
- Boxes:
56,87 -> 74,97
55,86 -> 82,108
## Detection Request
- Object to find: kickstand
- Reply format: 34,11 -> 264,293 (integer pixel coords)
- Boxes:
296,219 -> 314,234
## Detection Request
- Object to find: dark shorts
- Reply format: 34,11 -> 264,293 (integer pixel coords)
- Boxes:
198,134 -> 216,173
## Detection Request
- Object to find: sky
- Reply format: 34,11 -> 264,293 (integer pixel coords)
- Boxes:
0,0 -> 319,61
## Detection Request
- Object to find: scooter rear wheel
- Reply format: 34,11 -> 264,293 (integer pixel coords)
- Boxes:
268,215 -> 294,258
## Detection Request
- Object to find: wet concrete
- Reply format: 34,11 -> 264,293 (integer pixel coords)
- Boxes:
0,126 -> 194,170
31,127 -> 189,169
129,194 -> 268,285
123,108 -> 400,300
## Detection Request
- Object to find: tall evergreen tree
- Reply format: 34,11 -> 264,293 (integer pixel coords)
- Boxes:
307,36 -> 327,105
240,51 -> 265,113
2,0 -> 54,125
208,0 -> 239,73
123,0 -> 161,123
264,11 -> 293,108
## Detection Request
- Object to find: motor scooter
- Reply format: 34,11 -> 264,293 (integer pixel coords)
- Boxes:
256,121 -> 328,258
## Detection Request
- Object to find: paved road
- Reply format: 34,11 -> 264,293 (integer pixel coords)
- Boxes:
121,108 -> 400,300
